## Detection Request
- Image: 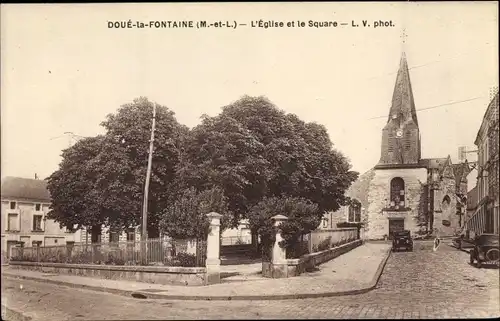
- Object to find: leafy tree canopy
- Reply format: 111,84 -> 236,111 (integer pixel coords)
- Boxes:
47,97 -> 188,235
247,196 -> 321,258
47,135 -> 107,231
159,186 -> 232,240
48,95 -> 358,242
177,95 -> 359,232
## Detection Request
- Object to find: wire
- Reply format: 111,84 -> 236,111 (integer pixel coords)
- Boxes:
364,45 -> 496,82
368,96 -> 487,120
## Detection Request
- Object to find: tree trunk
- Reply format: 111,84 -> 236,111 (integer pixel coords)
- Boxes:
251,230 -> 259,255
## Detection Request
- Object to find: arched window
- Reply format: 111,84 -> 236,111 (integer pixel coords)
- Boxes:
390,177 -> 405,208
348,199 -> 362,222
442,195 -> 451,210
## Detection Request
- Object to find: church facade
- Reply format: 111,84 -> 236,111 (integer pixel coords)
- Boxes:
323,52 -> 470,240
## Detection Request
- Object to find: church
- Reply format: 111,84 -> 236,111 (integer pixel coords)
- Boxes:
322,51 -> 470,240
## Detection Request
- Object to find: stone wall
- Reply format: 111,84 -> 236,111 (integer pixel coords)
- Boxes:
9,261 -> 207,286
433,176 -> 460,236
262,239 -> 362,278
321,209 -> 350,229
366,167 -> 428,239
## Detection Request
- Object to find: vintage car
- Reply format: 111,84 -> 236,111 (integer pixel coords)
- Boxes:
392,230 -> 413,252
469,233 -> 500,268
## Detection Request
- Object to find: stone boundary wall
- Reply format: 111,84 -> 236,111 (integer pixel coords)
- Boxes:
8,261 -> 207,286
263,239 -> 362,278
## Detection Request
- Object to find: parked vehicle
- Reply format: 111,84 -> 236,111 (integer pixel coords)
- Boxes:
392,230 -> 413,252
469,233 -> 500,268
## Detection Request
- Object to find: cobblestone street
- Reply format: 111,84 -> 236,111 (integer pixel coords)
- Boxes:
2,242 -> 499,320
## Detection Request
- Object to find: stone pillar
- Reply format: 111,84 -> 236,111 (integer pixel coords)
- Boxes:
205,212 -> 223,285
271,214 -> 288,278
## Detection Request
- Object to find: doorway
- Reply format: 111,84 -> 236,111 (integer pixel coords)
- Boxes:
6,241 -> 18,259
388,218 -> 405,239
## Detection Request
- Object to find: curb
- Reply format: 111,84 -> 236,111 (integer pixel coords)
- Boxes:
1,304 -> 32,321
2,248 -> 392,301
371,246 -> 392,290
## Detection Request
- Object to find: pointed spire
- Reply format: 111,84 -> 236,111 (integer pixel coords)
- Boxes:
387,52 -> 418,127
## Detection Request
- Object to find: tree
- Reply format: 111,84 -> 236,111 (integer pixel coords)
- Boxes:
47,97 -> 188,239
98,97 -> 189,237
221,96 -> 358,214
177,95 -> 358,243
176,113 -> 270,227
47,136 -> 108,239
247,196 -> 320,259
159,186 -> 232,240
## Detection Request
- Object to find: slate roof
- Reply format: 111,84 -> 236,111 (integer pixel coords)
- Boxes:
451,161 -> 470,182
419,157 -> 448,171
1,176 -> 51,202
387,52 -> 419,126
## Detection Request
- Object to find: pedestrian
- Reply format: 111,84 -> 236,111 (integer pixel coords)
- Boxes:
433,236 -> 441,252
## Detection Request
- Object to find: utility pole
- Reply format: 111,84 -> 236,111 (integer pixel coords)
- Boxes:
141,103 -> 157,264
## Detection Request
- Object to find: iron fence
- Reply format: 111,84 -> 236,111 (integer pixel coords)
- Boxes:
10,238 -> 207,267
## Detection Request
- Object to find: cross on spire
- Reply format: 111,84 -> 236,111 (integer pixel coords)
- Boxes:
400,28 -> 408,51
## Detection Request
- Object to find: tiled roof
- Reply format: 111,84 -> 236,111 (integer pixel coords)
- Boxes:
1,176 -> 51,202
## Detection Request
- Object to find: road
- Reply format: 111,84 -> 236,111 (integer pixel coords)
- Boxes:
2,242 -> 499,320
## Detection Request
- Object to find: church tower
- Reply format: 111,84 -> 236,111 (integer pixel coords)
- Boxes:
378,52 -> 421,165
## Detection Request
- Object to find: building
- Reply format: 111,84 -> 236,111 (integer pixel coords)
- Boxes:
467,186 -> 479,223
465,92 -> 499,236
220,219 -> 252,245
322,52 -> 470,239
79,219 -> 251,248
78,226 -> 141,245
1,176 -> 81,256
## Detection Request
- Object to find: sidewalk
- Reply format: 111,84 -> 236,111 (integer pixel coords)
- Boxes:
1,243 -> 391,301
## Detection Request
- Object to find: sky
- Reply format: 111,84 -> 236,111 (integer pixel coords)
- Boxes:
1,2 -> 498,191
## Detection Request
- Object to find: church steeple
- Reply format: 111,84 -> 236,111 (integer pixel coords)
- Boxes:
387,52 -> 419,127
378,51 -> 421,166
